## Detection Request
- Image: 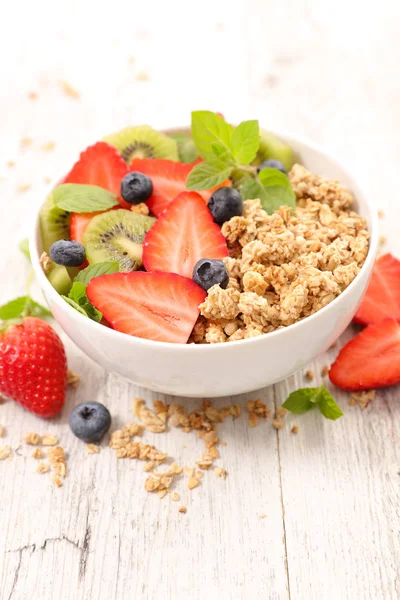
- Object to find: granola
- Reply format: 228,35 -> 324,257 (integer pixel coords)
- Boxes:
196,165 -> 368,343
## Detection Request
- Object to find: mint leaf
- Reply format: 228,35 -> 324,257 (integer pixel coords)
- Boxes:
283,386 -> 343,421
317,388 -> 343,420
240,178 -> 268,203
68,282 -> 102,322
191,111 -> 234,160
19,238 -> 31,262
53,184 -> 119,213
282,388 -> 317,414
0,297 -> 30,320
231,120 -> 260,165
62,296 -> 89,317
0,296 -> 51,320
211,142 -> 234,164
74,262 -> 119,286
186,160 -> 232,191
258,168 -> 296,213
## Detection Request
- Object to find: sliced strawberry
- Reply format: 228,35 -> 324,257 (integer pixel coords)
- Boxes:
65,141 -> 129,208
129,158 -> 231,217
143,192 -> 229,278
329,319 -> 400,390
87,271 -> 206,343
354,254 -> 400,325
70,212 -> 95,244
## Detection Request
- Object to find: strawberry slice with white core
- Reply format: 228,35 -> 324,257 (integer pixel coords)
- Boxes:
143,191 -> 229,279
87,271 -> 206,344
329,319 -> 400,390
354,253 -> 400,325
129,158 -> 231,217
65,141 -> 129,208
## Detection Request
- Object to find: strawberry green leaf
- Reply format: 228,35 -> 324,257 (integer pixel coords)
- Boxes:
19,238 -> 31,262
231,120 -> 260,165
74,262 -> 119,286
24,298 -> 52,318
0,296 -> 51,320
186,160 -> 232,191
53,184 -> 119,213
0,297 -> 30,320
191,111 -> 234,160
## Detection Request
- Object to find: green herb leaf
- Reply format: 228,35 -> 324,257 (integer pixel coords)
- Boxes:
62,295 -> 89,317
231,120 -> 260,165
258,168 -> 296,213
19,238 -> 31,262
317,388 -> 344,420
283,386 -> 343,421
210,142 -> 235,164
53,184 -> 119,213
240,178 -> 269,203
0,296 -> 51,320
186,160 -> 232,191
74,262 -> 119,286
282,388 -> 317,414
0,297 -> 30,320
191,111 -> 234,160
24,298 -> 52,318
68,282 -> 102,322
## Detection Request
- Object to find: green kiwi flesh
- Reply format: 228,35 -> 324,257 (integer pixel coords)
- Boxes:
253,129 -> 294,172
39,193 -> 71,253
83,209 -> 155,272
103,125 -> 179,163
47,264 -> 77,296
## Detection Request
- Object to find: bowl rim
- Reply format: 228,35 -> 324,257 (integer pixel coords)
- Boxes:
30,127 -> 379,353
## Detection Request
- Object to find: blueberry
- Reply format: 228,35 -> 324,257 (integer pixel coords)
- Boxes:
49,239 -> 86,267
121,172 -> 153,205
257,159 -> 287,174
193,258 -> 229,291
69,402 -> 112,443
208,187 -> 243,225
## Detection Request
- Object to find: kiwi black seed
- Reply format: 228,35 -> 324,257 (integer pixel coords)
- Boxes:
82,209 -> 155,272
103,125 -> 179,164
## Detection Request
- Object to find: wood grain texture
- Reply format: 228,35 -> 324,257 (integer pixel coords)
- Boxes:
0,0 -> 400,598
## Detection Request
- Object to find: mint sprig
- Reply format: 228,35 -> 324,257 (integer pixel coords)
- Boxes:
63,281 -> 102,322
74,261 -> 119,286
53,184 -> 119,213
187,111 -> 295,214
282,386 -> 343,421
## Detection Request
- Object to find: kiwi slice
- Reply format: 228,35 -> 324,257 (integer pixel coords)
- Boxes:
169,132 -> 199,164
103,125 -> 179,163
39,193 -> 71,253
83,209 -> 155,272
47,264 -> 77,296
253,129 -> 294,172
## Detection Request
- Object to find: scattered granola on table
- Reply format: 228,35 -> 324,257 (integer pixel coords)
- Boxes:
194,164 -> 369,343
349,390 -> 376,409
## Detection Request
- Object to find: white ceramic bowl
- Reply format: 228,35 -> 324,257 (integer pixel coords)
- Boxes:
30,129 -> 378,397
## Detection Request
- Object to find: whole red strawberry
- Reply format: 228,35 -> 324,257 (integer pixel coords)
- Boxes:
0,317 -> 67,417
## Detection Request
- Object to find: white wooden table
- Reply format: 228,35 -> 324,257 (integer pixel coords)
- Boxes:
0,1 -> 399,598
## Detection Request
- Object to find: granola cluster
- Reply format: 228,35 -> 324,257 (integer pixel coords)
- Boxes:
193,164 -> 369,343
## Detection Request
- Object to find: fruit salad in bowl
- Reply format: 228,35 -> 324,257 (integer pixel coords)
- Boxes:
31,111 -> 378,396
